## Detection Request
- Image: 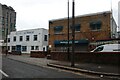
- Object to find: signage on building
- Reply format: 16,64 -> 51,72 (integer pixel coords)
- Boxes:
54,39 -> 89,45
16,31 -> 34,35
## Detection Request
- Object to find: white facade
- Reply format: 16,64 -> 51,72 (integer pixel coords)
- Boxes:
111,17 -> 118,38
7,28 -> 48,54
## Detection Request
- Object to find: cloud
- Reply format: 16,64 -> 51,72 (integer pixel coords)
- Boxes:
0,0 -> 119,31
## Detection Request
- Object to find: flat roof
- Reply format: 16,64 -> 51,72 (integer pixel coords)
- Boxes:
49,11 -> 111,22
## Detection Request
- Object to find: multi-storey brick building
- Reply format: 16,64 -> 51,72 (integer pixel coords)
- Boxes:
49,11 -> 117,52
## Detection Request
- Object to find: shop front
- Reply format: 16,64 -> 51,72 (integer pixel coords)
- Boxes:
53,39 -> 89,52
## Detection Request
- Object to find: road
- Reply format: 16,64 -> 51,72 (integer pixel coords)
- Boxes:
1,56 -> 95,78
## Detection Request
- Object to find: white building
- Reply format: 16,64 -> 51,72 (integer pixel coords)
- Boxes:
7,28 -> 48,54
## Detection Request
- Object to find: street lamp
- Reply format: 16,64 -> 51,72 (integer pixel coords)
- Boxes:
5,26 -> 8,56
67,0 -> 70,61
71,0 -> 75,67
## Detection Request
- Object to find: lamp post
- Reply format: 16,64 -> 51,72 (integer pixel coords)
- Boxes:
67,0 -> 70,61
5,26 -> 8,56
71,0 -> 75,67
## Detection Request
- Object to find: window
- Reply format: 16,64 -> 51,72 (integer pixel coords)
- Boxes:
34,35 -> 37,41
31,46 -> 34,50
22,46 -> 27,51
43,47 -> 45,51
54,26 -> 63,34
75,24 -> 81,31
19,36 -> 23,41
2,17 -> 4,25
13,36 -> 16,42
26,35 -> 30,41
8,46 -> 10,50
44,35 -> 47,41
90,20 -> 102,31
94,46 -> 104,52
70,24 -> 81,32
12,46 -> 16,51
8,38 -> 10,42
35,46 -> 39,50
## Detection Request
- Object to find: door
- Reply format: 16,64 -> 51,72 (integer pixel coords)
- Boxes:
16,45 -> 21,51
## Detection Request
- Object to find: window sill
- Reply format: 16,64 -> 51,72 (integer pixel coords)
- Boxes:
91,29 -> 102,31
54,33 -> 65,35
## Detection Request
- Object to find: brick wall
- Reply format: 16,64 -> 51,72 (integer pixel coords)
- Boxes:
50,52 -> 120,65
49,11 -> 112,52
30,51 -> 47,58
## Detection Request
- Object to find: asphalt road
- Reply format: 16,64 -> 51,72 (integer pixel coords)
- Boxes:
1,56 -> 94,78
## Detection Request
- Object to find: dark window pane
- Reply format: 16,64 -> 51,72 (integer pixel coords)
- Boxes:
54,26 -> 63,34
44,35 -> 47,41
22,46 -> 27,51
8,38 -> 10,42
19,36 -> 23,41
70,24 -> 81,31
26,35 -> 30,41
13,36 -> 16,42
90,20 -> 102,30
34,35 -> 37,41
31,46 -> 34,50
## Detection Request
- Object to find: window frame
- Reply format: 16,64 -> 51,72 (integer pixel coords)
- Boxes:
22,46 -> 27,51
8,38 -> 10,42
13,36 -> 16,42
26,35 -> 30,41
44,35 -> 48,41
12,46 -> 16,51
31,46 -> 34,50
34,35 -> 37,41
35,46 -> 39,50
54,26 -> 63,34
19,36 -> 23,41
89,20 -> 102,31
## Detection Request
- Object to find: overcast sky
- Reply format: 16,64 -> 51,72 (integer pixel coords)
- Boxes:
0,0 -> 119,31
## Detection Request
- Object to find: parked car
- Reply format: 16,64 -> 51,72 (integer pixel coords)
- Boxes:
91,44 -> 120,52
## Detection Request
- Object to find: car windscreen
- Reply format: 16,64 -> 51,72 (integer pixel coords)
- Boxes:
94,46 -> 104,52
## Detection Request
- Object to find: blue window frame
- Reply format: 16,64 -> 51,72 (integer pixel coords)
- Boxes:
54,26 -> 63,34
70,24 -> 81,31
90,20 -> 102,30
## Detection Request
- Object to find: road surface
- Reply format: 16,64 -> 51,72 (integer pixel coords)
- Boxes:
2,56 -> 95,78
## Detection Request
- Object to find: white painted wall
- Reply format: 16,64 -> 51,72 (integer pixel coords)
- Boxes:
8,28 -> 48,54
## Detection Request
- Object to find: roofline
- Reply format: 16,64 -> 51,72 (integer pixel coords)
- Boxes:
49,11 -> 111,22
12,28 -> 48,32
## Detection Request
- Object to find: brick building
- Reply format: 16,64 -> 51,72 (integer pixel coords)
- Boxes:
49,11 -> 117,52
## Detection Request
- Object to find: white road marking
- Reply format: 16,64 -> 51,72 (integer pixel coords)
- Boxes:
0,69 -> 9,77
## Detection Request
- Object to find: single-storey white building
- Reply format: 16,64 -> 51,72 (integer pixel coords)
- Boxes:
7,28 -> 48,54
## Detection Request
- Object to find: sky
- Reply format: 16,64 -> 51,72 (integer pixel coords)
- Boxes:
0,0 -> 120,31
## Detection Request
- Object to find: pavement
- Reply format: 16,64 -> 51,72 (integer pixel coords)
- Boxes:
2,54 -> 120,78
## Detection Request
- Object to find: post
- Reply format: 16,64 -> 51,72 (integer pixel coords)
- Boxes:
67,0 -> 70,61
5,26 -> 8,56
71,0 -> 75,67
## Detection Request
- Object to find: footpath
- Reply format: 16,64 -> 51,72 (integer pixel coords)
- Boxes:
4,54 -> 120,79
